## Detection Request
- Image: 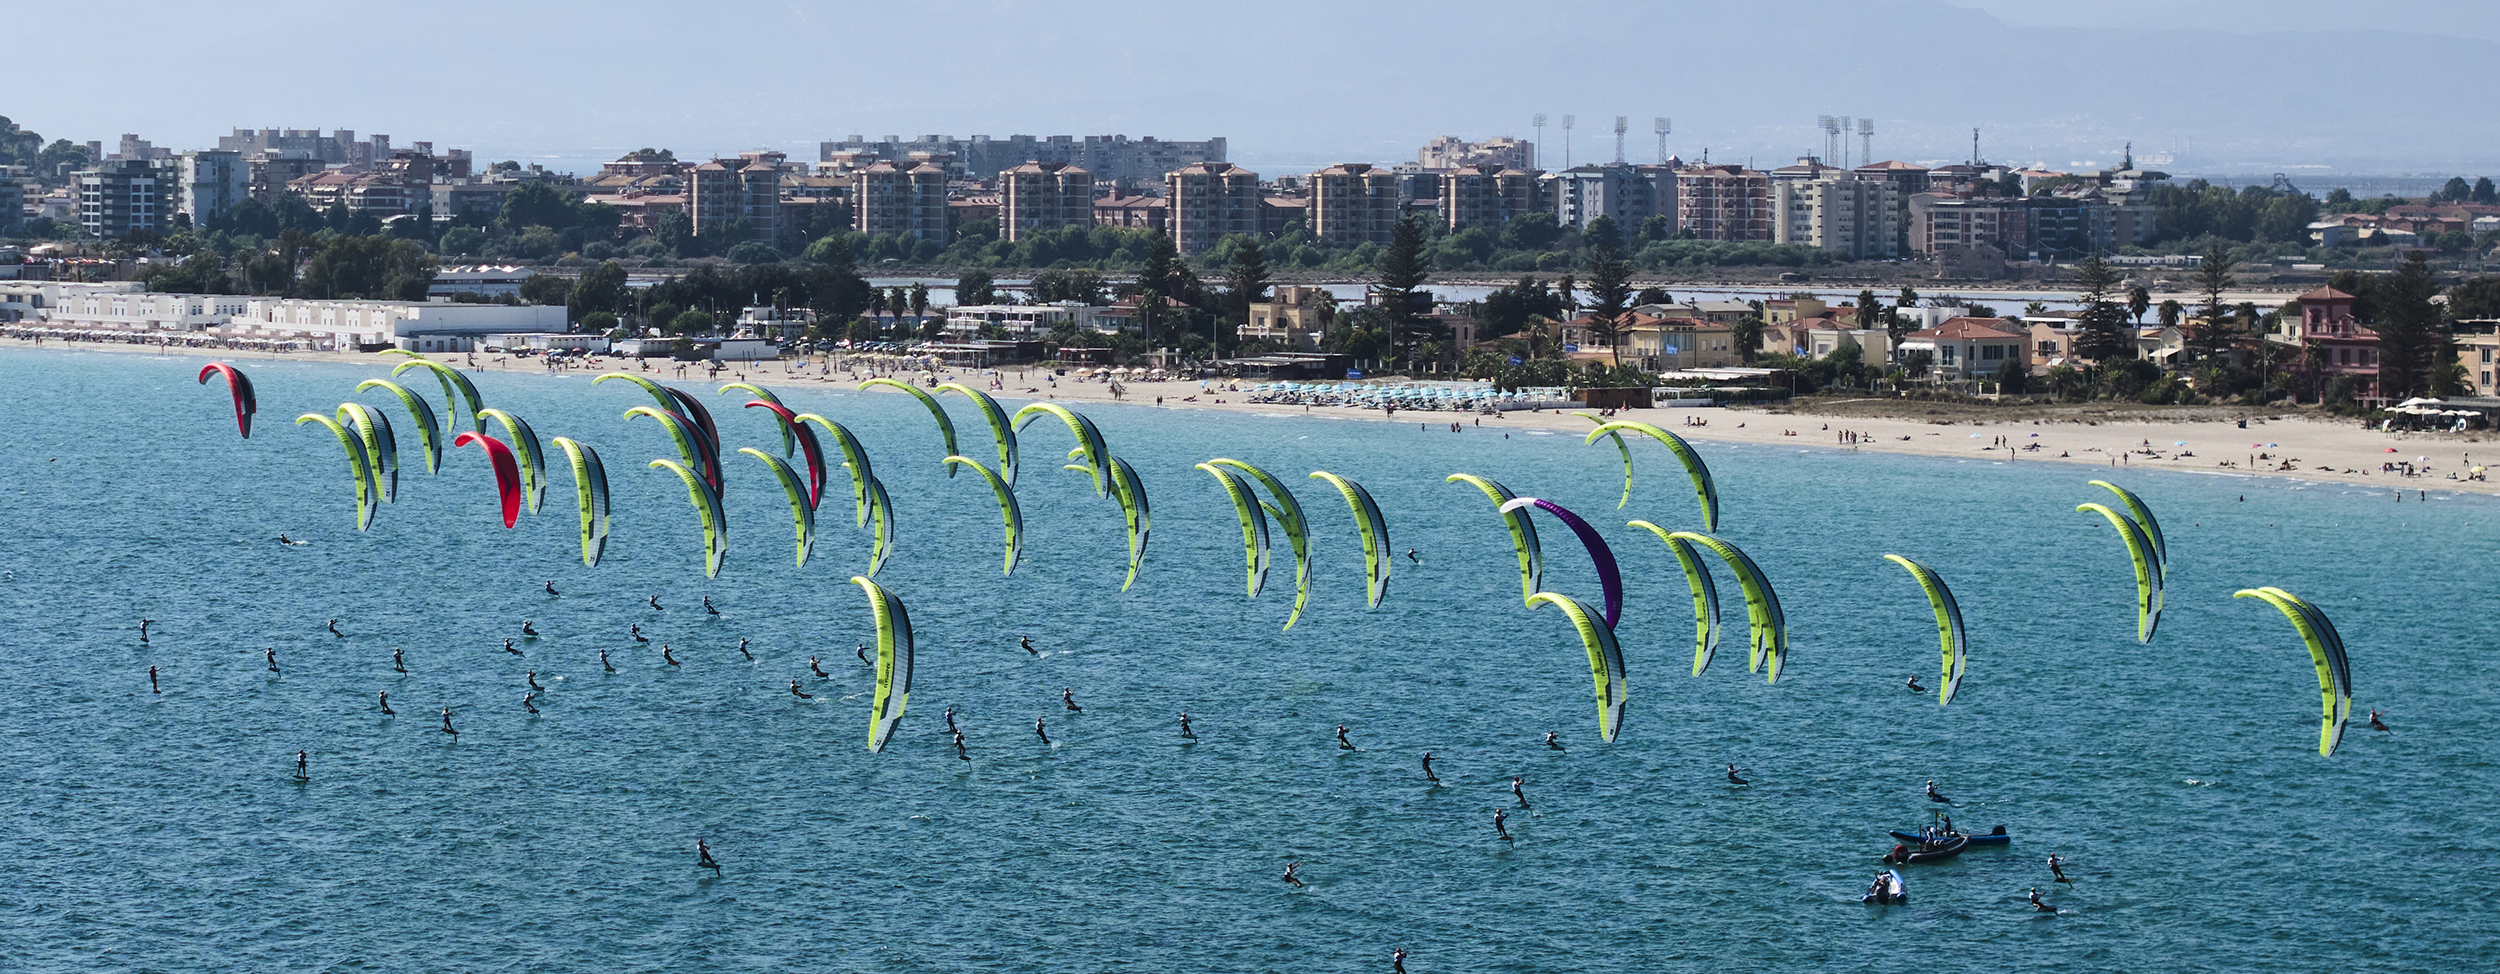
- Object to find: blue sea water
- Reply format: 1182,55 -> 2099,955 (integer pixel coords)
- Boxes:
1,345 -> 2494,973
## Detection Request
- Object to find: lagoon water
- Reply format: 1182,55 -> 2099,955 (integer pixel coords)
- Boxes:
1,346 -> 2494,972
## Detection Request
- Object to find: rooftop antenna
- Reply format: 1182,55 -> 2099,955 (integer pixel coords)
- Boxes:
1562,115 -> 1575,168
1654,117 -> 1672,165
1858,118 -> 1874,167
1532,114 -> 1547,170
1972,128 -> 1981,167
1613,116 -> 1628,166
1817,116 -> 1839,167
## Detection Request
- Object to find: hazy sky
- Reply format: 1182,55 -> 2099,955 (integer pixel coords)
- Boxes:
10,0 -> 2496,177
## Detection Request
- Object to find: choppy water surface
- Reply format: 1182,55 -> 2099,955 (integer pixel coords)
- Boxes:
1,347 -> 2494,972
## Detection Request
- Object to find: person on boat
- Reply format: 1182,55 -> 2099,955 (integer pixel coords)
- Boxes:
2029,887 -> 2054,912
1062,688 -> 1082,712
1906,674 -> 1926,693
1020,635 -> 1037,656
735,638 -> 752,661
1544,731 -> 1562,750
522,621 -> 540,638
703,596 -> 720,616
378,691 -> 394,715
1422,751 -> 1439,784
810,657 -> 829,679
1726,763 -> 1748,785
631,625 -> 649,644
662,644 -> 680,667
2369,709 -> 2390,732
1034,717 -> 1051,744
600,649 -> 615,672
503,639 -> 523,657
266,648 -> 280,673
1337,724 -> 1355,750
1283,862 -> 1304,888
1867,872 -> 1893,903
328,619 -> 345,638
1493,809 -> 1512,841
1512,776 -> 1530,808
148,665 -> 160,694
545,581 -> 559,596
2047,854 -> 2070,884
697,839 -> 721,873
393,647 -> 406,673
1926,780 -> 1949,803
789,680 -> 813,700
1179,712 -> 1197,741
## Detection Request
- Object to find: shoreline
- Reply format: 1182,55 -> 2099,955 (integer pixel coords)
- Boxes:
16,336 -> 2495,498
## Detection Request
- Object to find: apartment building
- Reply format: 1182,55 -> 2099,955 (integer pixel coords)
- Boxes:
79,160 -> 164,239
1546,164 -> 1675,232
1416,135 -> 1535,172
999,161 -> 1095,242
1673,164 -> 1770,241
1907,193 -> 2030,256
1240,285 -> 1336,348
1440,164 -> 1540,231
1164,162 -> 1259,255
175,149 -> 247,224
1772,170 -> 1900,259
689,156 -> 787,242
818,134 -> 1224,185
851,160 -> 948,243
0,177 -> 22,235
1309,163 -> 1401,246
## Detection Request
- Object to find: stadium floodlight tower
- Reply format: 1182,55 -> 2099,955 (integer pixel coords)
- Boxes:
1654,117 -> 1672,165
1613,116 -> 1628,166
1562,115 -> 1575,168
1532,114 -> 1548,170
1817,115 -> 1840,165
1858,118 -> 1874,167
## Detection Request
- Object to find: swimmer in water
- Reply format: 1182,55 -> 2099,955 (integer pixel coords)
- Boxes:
522,621 -> 540,638
378,691 -> 394,715
810,657 -> 829,679
1179,712 -> 1197,740
1927,780 -> 1949,803
526,672 -> 543,691
1493,809 -> 1512,841
266,648 -> 280,673
1282,862 -> 1304,888
295,750 -> 308,779
1020,635 -> 1037,656
2028,887 -> 2053,912
522,691 -> 539,715
789,680 -> 813,700
736,638 -> 752,661
503,639 -> 523,657
1422,751 -> 1440,784
600,648 -> 615,672
1034,717 -> 1050,744
545,581 -> 559,596
393,647 -> 406,673
440,707 -> 458,737
2369,709 -> 2390,732
1906,674 -> 1926,693
1062,688 -> 1082,712
2047,854 -> 2070,884
703,596 -> 719,616
662,644 -> 680,667
1337,724 -> 1355,750
1544,731 -> 1562,750
328,619 -> 345,638
697,839 -> 720,873
649,594 -> 664,611
1513,776 -> 1530,808
148,665 -> 160,694
1727,763 -> 1748,785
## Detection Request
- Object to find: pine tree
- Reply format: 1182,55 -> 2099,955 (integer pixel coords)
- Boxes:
2071,255 -> 2133,366
2374,251 -> 2444,400
1584,242 -> 1632,366
1375,217 -> 1432,367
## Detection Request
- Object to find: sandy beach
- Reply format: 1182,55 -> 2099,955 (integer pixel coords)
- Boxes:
23,336 -> 2497,498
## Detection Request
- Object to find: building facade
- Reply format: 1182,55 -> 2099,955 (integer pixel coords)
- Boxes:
1673,164 -> 1770,241
999,162 -> 1094,242
79,160 -> 164,239
2287,286 -> 2381,398
818,134 -> 1224,186
1309,163 -> 1401,246
851,161 -> 949,242
1546,164 -> 1675,232
1772,171 -> 1900,259
177,150 -> 247,224
1416,135 -> 1535,171
691,157 -> 785,242
1240,285 -> 1336,348
1164,162 -> 1259,255
1440,164 -> 1539,231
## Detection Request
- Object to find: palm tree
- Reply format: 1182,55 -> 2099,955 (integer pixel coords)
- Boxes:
2127,285 -> 2150,325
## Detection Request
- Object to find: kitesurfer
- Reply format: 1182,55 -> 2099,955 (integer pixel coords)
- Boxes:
953,730 -> 969,760
1727,763 -> 1748,785
856,642 -> 869,664
1062,688 -> 1082,712
522,621 -> 540,638
1493,809 -> 1512,841
1906,674 -> 1926,693
545,581 -> 559,596
662,644 -> 680,666
440,707 -> 458,737
649,595 -> 664,611
1337,724 -> 1355,750
139,619 -> 151,644
1406,547 -> 1419,564
1020,635 -> 1037,656
278,534 -> 294,545
631,625 -> 649,643
294,750 -> 308,779
1512,776 -> 1530,808
378,691 -> 394,715
393,647 -> 406,673
703,596 -> 720,616
1422,752 -> 1440,784
600,649 -> 615,672
2048,854 -> 2070,884
789,680 -> 813,700
697,839 -> 720,872
503,639 -> 523,657
943,708 -> 959,733
1926,780 -> 1950,803
148,665 -> 160,694
1544,731 -> 1562,750
526,672 -> 543,691
1179,712 -> 1197,740
1034,717 -> 1050,744
1393,947 -> 1407,973
810,657 -> 829,679
2369,710 -> 2390,732
266,648 -> 280,673
1283,862 -> 1304,888
328,619 -> 345,638
2029,887 -> 2054,912
522,691 -> 539,715
736,638 -> 752,661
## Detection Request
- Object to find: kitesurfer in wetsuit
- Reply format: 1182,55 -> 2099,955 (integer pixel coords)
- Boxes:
2369,710 -> 2390,732
1513,776 -> 1530,808
2047,854 -> 2070,884
1406,547 -> 1420,564
1544,731 -> 1562,750
943,708 -> 958,733
856,642 -> 869,664
1726,763 -> 1748,785
1392,947 -> 1407,973
148,665 -> 160,694
789,680 -> 813,700
378,691 -> 394,715
440,707 -> 458,737
810,657 -> 829,679
1422,751 -> 1439,784
1034,717 -> 1050,744
1493,809 -> 1512,841
277,534 -> 295,545
1906,674 -> 1926,693
545,581 -> 559,596
736,638 -> 752,661
393,647 -> 406,673
526,672 -> 543,691
1337,724 -> 1355,750
697,839 -> 720,872
600,648 -> 615,672
1283,862 -> 1304,888
522,691 -> 539,715
266,648 -> 280,673
2029,887 -> 2053,912
630,624 -> 648,644
1062,688 -> 1082,712
648,595 -> 664,611
662,644 -> 680,667
1926,780 -> 1950,803
503,639 -> 523,657
522,621 -> 540,638
139,619 -> 151,644
295,750 -> 308,779
703,596 -> 720,616
953,730 -> 969,760
1020,635 -> 1037,656
1179,712 -> 1197,740
328,619 -> 345,638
